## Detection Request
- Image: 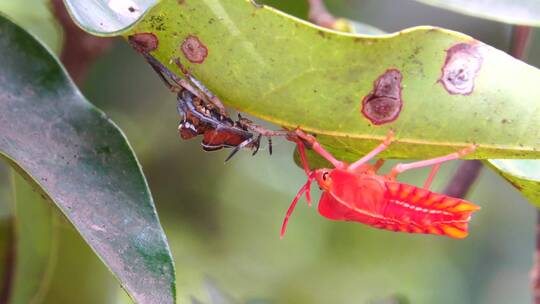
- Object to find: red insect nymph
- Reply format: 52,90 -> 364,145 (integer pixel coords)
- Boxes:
282,129 -> 480,239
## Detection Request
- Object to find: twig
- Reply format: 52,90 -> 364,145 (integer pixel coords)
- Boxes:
51,0 -> 114,85
307,0 -> 337,29
443,160 -> 483,198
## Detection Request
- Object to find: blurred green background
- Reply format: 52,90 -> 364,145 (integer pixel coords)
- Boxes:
1,0 -> 540,303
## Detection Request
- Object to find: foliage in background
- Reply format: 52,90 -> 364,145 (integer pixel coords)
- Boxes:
1,0 -> 540,303
0,14 -> 175,304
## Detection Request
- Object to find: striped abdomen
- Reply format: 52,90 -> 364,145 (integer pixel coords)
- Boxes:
376,182 -> 480,238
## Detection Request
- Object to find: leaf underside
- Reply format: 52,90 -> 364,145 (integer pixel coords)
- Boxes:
62,0 -> 540,160
122,0 -> 540,161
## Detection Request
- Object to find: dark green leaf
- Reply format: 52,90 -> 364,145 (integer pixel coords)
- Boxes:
0,15 -> 175,304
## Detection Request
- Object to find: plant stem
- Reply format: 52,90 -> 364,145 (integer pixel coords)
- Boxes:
443,160 -> 483,198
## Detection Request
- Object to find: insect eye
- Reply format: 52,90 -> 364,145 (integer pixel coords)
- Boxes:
322,172 -> 329,181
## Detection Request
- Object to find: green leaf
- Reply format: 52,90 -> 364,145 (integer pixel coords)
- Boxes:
66,0 -> 540,161
121,0 -> 540,161
8,170 -> 58,304
0,15 -> 176,304
486,160 -> 540,208
413,0 -> 540,26
63,0 -> 157,35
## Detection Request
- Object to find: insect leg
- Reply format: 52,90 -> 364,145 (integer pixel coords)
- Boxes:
373,159 -> 385,171
177,94 -> 189,118
293,129 -> 346,169
348,130 -> 394,172
251,134 -> 262,156
174,58 -> 227,114
280,173 -> 315,238
141,53 -> 186,91
423,163 -> 441,189
139,52 -> 213,105
294,137 -> 313,176
224,136 -> 256,162
388,145 -> 477,180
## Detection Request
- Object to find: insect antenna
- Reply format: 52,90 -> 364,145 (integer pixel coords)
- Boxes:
280,172 -> 315,238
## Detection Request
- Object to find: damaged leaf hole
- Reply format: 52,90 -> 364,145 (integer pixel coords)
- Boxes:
181,35 -> 208,64
361,69 -> 403,125
439,42 -> 484,95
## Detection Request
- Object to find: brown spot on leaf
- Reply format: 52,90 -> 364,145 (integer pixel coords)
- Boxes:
361,69 -> 403,125
128,33 -> 159,53
181,35 -> 208,64
439,42 -> 483,95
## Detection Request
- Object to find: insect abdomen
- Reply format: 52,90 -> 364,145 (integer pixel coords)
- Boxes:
378,182 -> 480,238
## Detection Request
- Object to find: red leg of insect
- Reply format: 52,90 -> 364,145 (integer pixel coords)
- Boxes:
291,138 -> 314,206
373,159 -> 385,172
280,137 -> 317,238
423,163 -> 441,189
293,129 -> 346,169
295,137 -> 312,176
388,145 -> 477,180
280,174 -> 315,239
348,130 -> 394,172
